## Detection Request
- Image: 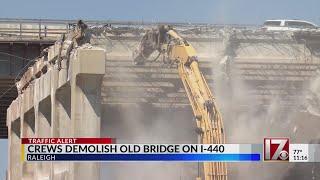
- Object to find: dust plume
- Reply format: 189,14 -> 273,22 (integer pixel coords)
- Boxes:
213,31 -> 320,179
96,26 -> 320,179
101,105 -> 198,180
99,35 -> 199,179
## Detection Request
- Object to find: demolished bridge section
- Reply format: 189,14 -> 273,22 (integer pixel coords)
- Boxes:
6,28 -> 105,179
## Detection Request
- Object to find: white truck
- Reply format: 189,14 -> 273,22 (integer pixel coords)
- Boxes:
262,19 -> 318,31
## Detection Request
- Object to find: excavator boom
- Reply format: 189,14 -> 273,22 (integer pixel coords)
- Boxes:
133,25 -> 227,180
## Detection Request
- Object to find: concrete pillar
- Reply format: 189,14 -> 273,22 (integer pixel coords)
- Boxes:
8,117 -> 21,180
6,46 -> 105,180
53,63 -> 72,180
21,83 -> 36,180
70,49 -> 105,180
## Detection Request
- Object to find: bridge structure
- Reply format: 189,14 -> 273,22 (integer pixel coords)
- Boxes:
2,18 -> 230,180
2,18 -> 320,180
0,18 -> 234,139
0,19 -> 68,138
2,18 -> 320,139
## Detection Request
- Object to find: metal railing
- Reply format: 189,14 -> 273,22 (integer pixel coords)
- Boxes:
0,19 -> 72,40
0,18 -> 258,40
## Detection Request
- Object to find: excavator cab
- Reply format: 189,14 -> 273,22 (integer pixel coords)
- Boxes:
133,25 -> 172,65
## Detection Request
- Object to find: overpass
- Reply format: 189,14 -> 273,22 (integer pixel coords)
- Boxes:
3,18 -> 320,180
0,19 -> 69,138
2,18 -> 320,139
0,18 -> 232,138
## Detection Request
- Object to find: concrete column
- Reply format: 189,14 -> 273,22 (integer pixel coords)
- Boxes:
51,65 -> 72,180
51,68 -> 59,138
50,68 -> 58,180
70,49 -> 105,180
21,83 -> 36,180
33,78 -> 40,180
53,86 -> 71,180
8,118 -> 21,180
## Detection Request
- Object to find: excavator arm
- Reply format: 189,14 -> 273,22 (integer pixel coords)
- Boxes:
133,25 -> 227,180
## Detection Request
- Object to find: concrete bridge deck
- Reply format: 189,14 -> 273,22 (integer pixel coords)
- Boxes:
1,18 -> 320,140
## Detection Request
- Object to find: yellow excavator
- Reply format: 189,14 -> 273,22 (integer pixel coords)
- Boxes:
133,25 -> 227,180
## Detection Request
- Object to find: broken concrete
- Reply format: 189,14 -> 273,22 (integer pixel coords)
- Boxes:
6,30 -> 105,179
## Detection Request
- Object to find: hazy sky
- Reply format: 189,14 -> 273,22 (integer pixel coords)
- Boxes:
0,140 -> 7,179
0,0 -> 319,24
0,0 -> 320,178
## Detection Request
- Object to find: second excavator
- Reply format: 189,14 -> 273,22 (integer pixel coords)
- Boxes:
133,25 -> 227,180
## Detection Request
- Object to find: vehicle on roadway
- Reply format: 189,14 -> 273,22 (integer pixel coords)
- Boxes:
262,19 -> 318,31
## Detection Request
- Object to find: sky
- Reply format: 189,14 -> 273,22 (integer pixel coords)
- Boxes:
0,0 -> 320,178
0,0 -> 319,24
0,140 -> 7,179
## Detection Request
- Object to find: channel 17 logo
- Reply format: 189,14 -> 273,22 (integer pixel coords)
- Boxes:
264,138 -> 289,161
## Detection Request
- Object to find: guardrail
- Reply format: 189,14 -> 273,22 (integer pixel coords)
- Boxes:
0,18 -> 259,27
0,19 -> 71,40
0,18 -> 258,41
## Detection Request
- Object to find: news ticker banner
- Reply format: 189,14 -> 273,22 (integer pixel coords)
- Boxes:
21,138 -> 320,162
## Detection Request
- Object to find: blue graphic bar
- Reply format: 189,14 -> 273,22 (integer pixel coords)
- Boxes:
26,153 -> 261,162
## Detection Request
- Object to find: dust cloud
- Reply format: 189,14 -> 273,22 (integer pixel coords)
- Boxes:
214,42 -> 320,179
101,105 -> 199,180
100,54 -> 199,179
97,28 -> 320,179
306,70 -> 320,117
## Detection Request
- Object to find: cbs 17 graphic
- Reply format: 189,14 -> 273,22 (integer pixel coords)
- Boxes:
264,138 -> 289,161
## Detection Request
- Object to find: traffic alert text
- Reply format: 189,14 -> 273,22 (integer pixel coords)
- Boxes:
25,144 -> 226,154
21,138 -> 318,162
